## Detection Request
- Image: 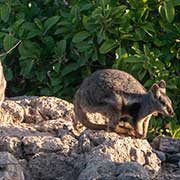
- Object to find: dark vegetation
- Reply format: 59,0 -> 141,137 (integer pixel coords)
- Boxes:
0,0 -> 179,138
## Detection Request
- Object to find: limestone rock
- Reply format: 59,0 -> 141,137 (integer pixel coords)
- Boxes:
2,96 -> 75,124
77,130 -> 160,179
151,136 -> 180,153
116,162 -> 150,180
0,152 -> 24,180
0,136 -> 22,158
153,150 -> 166,162
22,134 -> 77,155
0,122 -> 51,138
167,153 -> 180,165
0,96 -> 176,180
28,152 -> 83,180
155,162 -> 180,180
1,100 -> 24,123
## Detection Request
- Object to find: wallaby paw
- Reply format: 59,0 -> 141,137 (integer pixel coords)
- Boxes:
136,133 -> 144,139
129,130 -> 143,139
140,135 -> 147,139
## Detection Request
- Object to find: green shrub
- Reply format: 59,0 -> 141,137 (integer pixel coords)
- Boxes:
0,0 -> 179,138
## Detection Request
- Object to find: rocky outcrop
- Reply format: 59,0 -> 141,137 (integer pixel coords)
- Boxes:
0,151 -> 24,180
0,96 -> 177,180
152,136 -> 180,180
78,129 -> 160,180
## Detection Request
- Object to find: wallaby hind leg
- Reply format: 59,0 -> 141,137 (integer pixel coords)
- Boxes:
74,102 -> 120,132
73,105 -> 117,136
115,121 -> 142,138
82,104 -> 128,135
85,104 -> 120,131
105,108 -> 141,138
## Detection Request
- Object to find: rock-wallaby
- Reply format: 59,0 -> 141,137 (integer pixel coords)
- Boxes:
0,61 -> 6,106
73,69 -> 174,138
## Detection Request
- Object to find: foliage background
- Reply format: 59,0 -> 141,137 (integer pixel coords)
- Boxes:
0,0 -> 180,138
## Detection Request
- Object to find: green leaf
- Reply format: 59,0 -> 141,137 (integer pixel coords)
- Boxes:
0,32 -> 5,39
34,18 -> 43,30
173,0 -> 180,6
18,41 -> 40,59
40,88 -> 51,96
3,35 -> 18,51
143,44 -> 150,57
74,41 -> 92,52
80,3 -> 92,11
164,0 -> 175,23
99,40 -> 117,54
19,58 -> 34,77
43,36 -> 55,50
27,29 -> 41,39
142,23 -> 155,37
43,16 -> 60,34
124,56 -> 144,63
50,77 -> 62,86
72,31 -> 91,43
61,63 -> 79,76
4,68 -> 13,81
12,19 -> 25,32
54,39 -> 66,57
111,5 -> 127,18
0,4 -> 11,22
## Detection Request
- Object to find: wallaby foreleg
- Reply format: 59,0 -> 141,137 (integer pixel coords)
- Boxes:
142,115 -> 152,138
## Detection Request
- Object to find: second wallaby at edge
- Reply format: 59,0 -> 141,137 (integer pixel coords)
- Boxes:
74,69 -> 174,138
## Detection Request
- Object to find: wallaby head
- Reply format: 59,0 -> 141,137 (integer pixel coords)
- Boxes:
151,80 -> 174,117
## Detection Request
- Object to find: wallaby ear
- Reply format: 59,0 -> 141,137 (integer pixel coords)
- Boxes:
151,83 -> 160,98
158,80 -> 166,89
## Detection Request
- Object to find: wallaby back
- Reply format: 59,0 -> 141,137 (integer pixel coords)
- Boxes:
78,69 -> 146,108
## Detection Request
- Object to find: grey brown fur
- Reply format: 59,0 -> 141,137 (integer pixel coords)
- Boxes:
74,69 -> 174,138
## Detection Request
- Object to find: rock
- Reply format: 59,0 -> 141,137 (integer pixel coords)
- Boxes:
116,162 -> 150,180
1,100 -> 24,123
18,159 -> 31,180
167,153 -> 180,165
22,136 -> 63,155
0,152 -> 24,180
0,122 -> 51,138
151,136 -> 180,153
178,161 -> 180,168
2,96 -> 75,124
28,152 -> 83,180
153,150 -> 166,162
77,130 -> 160,179
35,118 -> 78,137
18,96 -> 75,124
155,162 -> 180,180
22,134 -> 77,156
1,96 -> 178,180
0,136 -> 22,158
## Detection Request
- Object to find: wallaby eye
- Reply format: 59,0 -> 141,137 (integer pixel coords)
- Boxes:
160,100 -> 165,106
167,107 -> 172,113
158,97 -> 166,106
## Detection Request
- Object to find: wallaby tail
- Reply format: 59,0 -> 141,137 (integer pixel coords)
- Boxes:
73,90 -> 108,131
